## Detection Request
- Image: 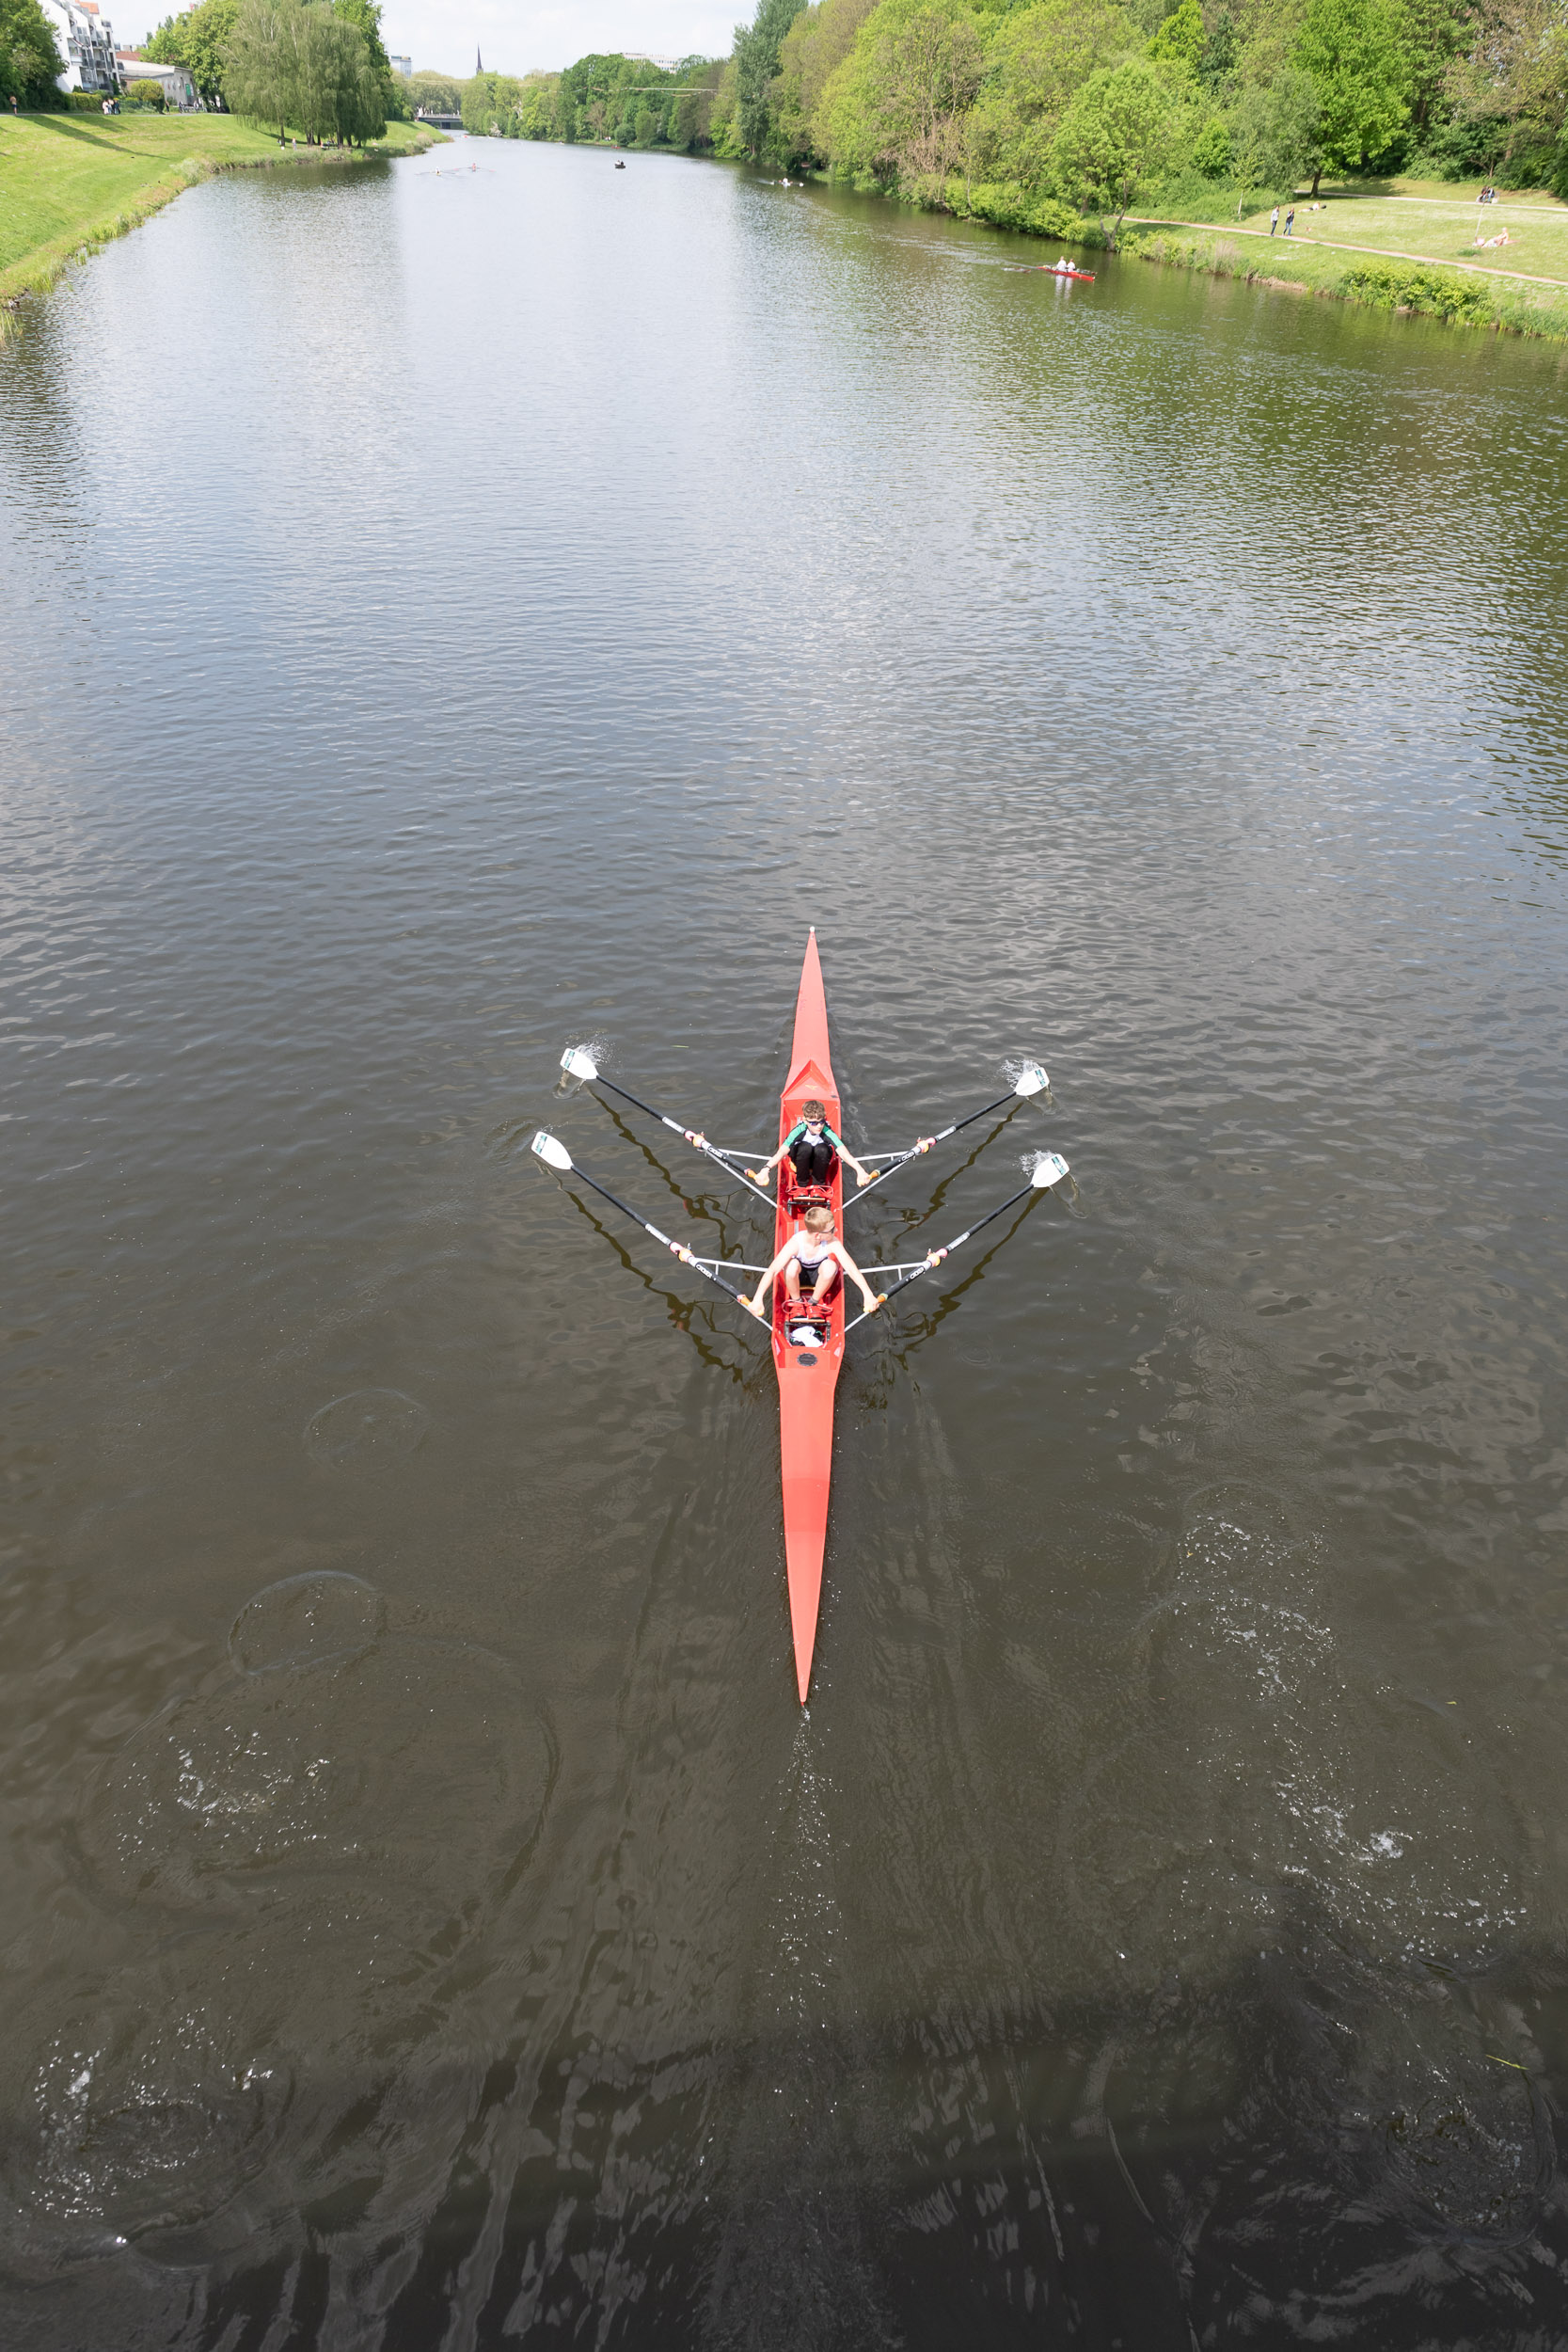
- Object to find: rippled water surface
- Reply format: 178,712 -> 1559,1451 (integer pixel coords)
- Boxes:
4,135 -> 1568,2347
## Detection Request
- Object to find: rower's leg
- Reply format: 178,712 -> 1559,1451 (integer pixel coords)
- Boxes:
784,1266 -> 804,1304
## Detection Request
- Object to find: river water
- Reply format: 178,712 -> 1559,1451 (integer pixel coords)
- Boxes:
4,133 -> 1568,2348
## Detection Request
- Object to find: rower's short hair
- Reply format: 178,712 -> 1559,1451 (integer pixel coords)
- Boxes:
802,1205 -> 834,1232
800,1100 -> 826,1120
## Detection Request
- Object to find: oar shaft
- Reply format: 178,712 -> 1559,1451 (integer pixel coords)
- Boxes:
844,1183 -> 1036,1331
596,1073 -> 689,1136
848,1089 -> 1022,1205
934,1089 -> 1016,1143
591,1074 -> 773,1204
569,1166 -> 744,1301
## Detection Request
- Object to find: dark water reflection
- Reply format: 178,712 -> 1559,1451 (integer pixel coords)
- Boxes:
3,135 -> 1568,2346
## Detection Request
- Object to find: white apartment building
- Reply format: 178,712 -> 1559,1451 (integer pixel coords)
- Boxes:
41,0 -> 122,95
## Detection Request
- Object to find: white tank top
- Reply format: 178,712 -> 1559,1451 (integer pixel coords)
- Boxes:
793,1230 -> 836,1269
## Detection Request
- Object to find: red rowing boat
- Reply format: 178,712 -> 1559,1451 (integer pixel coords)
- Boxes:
771,930 -> 843,1704
541,943 -> 1072,1707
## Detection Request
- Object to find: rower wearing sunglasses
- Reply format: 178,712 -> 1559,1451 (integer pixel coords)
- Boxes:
747,1099 -> 875,1192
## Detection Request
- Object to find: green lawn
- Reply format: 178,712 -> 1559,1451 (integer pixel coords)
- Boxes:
1267,183 -> 1568,286
0,111 -> 436,307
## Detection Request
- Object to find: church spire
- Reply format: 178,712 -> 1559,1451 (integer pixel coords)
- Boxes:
476,41 -> 483,71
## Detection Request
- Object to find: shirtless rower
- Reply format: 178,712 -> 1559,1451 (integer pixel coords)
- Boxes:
743,1205 -> 882,1322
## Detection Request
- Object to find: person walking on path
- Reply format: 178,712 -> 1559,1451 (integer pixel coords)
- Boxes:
1284,204 -> 1295,236
1270,205 -> 1279,235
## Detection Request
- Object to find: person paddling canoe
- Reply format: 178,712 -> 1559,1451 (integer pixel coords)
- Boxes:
744,1204 -> 882,1321
749,1100 -> 874,1190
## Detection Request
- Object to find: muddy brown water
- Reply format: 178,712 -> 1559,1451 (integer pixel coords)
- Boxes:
4,135 -> 1568,2348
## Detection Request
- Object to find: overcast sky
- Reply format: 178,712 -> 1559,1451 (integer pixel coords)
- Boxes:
377,0 -> 737,74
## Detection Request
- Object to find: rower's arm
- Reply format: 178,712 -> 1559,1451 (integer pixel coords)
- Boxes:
745,1240 -> 796,1315
832,1241 -> 883,1314
817,1123 -> 873,1186
747,1125 -> 801,1184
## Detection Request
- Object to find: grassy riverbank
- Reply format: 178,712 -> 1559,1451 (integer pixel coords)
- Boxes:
1119,180 -> 1568,344
0,113 -> 439,316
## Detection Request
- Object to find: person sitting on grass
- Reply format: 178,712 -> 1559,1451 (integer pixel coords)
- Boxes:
743,1205 -> 882,1323
748,1099 -> 874,1192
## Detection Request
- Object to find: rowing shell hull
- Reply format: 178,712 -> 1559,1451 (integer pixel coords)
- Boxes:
774,930 -> 845,1704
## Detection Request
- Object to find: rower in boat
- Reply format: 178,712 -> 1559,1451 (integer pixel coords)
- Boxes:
748,1099 -> 875,1191
743,1204 -> 882,1326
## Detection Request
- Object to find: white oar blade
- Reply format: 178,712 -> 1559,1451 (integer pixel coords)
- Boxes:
531,1129 -> 575,1172
1013,1062 -> 1050,1098
1032,1151 -> 1069,1189
560,1045 -> 599,1083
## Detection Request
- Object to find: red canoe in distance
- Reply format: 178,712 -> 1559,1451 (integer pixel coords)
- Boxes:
772,931 -> 845,1704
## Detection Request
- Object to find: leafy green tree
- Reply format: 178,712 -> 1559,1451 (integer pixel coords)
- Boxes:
1196,7 -> 1237,91
1400,0 -> 1466,135
1232,61 -> 1321,188
1293,0 -> 1409,181
966,0 -> 1137,184
462,69 -> 526,133
1,0 -> 65,105
224,0 -> 383,142
735,0 -> 809,153
332,0 -> 404,116
225,0 -> 298,133
1189,112 -> 1229,170
406,68 -> 459,113
818,0 -> 985,184
1146,0 -> 1203,78
146,0 -> 238,100
667,61 -> 726,146
1049,54 -> 1179,237
515,69 -> 563,135
1446,0 -> 1568,166
705,53 -> 745,148
771,0 -> 880,162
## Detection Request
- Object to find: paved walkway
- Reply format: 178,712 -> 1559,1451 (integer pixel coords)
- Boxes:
1126,216 -> 1568,292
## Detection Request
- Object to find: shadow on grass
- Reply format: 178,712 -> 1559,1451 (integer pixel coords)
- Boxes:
14,113 -> 128,151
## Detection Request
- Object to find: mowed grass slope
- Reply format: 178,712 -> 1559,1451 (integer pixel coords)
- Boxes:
0,111 -> 435,303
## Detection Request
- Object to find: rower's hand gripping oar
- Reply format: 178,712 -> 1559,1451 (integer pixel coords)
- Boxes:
847,1063 -> 1051,1203
559,1046 -> 773,1205
844,1151 -> 1069,1331
531,1131 -> 752,1303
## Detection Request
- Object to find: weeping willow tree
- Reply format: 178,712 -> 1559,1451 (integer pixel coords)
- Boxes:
224,0 -> 386,143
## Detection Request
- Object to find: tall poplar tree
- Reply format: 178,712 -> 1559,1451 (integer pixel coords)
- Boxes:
734,0 -> 808,154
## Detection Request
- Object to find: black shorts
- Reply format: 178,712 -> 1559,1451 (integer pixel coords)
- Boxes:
789,1136 -> 836,1185
790,1256 -> 837,1291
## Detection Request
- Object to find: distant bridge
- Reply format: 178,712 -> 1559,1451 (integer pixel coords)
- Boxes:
416,112 -> 464,128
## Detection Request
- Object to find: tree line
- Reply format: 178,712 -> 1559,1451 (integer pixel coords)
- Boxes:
492,0 -> 1567,244
2,0 -> 408,132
